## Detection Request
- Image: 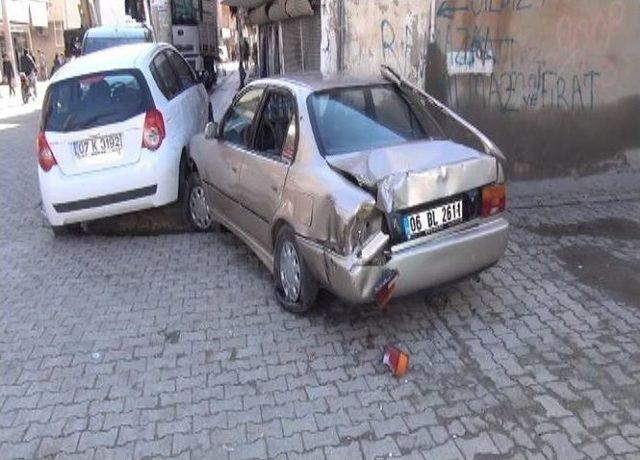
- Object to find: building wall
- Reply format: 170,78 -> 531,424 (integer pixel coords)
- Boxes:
341,0 -> 431,84
31,21 -> 66,74
332,0 -> 640,179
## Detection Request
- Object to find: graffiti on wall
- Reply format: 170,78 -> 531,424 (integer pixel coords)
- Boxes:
433,0 -> 625,113
380,13 -> 427,84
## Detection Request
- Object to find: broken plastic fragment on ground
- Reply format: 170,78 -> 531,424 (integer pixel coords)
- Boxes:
383,343 -> 409,376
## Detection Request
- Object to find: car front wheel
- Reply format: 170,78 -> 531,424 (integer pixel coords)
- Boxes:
274,226 -> 318,313
184,171 -> 213,232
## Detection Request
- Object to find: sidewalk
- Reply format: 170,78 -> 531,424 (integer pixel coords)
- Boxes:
0,81 -> 48,120
509,169 -> 640,209
209,67 -> 239,121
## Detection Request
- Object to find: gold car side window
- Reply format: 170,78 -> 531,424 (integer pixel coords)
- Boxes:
254,91 -> 297,160
221,88 -> 264,148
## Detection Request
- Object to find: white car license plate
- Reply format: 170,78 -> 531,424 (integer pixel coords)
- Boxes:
73,133 -> 122,159
403,199 -> 464,238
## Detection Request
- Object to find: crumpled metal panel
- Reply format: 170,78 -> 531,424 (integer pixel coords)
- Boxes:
326,140 -> 497,212
381,65 -> 507,171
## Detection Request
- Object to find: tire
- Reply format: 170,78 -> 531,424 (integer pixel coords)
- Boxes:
51,224 -> 81,236
184,171 -> 213,232
273,226 -> 318,313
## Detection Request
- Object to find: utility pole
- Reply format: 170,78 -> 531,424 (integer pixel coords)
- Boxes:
236,12 -> 245,89
1,0 -> 18,79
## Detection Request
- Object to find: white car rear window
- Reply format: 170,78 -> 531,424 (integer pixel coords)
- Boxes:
42,70 -> 151,132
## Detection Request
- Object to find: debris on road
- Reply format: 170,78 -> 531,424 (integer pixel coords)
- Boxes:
383,343 -> 409,376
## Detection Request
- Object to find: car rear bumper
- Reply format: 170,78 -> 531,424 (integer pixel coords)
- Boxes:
39,151 -> 179,226
297,216 -> 509,304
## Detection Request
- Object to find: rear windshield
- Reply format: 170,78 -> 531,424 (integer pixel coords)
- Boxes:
83,33 -> 150,54
42,70 -> 151,133
307,84 -> 445,156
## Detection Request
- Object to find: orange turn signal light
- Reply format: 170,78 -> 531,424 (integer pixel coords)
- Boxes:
383,343 -> 409,377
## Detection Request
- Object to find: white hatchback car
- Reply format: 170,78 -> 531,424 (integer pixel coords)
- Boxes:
38,43 -> 211,234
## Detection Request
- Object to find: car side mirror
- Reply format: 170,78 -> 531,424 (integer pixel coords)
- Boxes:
205,121 -> 219,140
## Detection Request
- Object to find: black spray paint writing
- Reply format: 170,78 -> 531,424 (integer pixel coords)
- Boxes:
439,19 -> 600,112
444,63 -> 599,113
437,0 -> 546,19
381,18 -> 426,82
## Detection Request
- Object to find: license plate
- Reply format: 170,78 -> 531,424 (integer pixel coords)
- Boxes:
73,133 -> 122,158
403,199 -> 464,238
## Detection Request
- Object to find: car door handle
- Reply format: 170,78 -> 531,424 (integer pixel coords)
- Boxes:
271,185 -> 278,193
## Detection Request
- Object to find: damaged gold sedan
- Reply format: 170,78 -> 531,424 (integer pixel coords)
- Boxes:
188,66 -> 508,312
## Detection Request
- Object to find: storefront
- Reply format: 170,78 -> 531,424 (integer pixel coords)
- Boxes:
224,0 -> 320,78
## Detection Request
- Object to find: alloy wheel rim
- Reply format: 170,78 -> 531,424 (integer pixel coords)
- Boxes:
189,185 -> 212,229
279,240 -> 301,302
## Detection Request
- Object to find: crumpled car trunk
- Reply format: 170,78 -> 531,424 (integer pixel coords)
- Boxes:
325,140 -> 498,212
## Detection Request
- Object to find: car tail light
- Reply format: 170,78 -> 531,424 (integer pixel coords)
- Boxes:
37,132 -> 57,172
142,109 -> 165,151
481,184 -> 506,217
374,270 -> 399,308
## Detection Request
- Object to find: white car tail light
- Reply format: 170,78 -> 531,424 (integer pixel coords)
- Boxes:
142,109 -> 165,151
37,132 -> 57,172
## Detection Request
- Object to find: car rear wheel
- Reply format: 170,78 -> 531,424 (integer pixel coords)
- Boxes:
274,226 -> 318,313
184,171 -> 213,232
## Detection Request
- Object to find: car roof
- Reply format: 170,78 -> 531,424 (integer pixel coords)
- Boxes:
85,25 -> 149,37
49,43 -> 163,83
250,72 -> 389,92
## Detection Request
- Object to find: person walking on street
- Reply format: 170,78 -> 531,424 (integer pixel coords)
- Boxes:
19,49 -> 37,98
2,54 -> 16,96
50,53 -> 63,77
37,50 -> 47,81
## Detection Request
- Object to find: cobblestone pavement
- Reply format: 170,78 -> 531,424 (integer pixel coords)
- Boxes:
1,104 -> 640,460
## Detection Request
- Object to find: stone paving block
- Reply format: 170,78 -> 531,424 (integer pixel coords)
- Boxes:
540,432 -> 585,459
605,435 -> 638,455
282,416 -> 317,437
134,436 -> 173,458
77,428 -> 118,451
37,432 -> 81,456
229,438 -> 267,460
361,436 -> 402,459
302,427 -> 340,450
266,433 -> 303,457
396,427 -> 435,452
455,432 -> 500,458
1,439 -> 41,459
325,440 -> 364,459
246,419 -> 283,443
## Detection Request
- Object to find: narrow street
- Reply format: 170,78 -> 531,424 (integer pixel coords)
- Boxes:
1,76 -> 640,459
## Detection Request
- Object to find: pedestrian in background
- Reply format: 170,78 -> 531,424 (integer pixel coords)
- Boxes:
51,53 -> 63,77
19,49 -> 37,98
2,54 -> 16,96
37,49 -> 47,81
